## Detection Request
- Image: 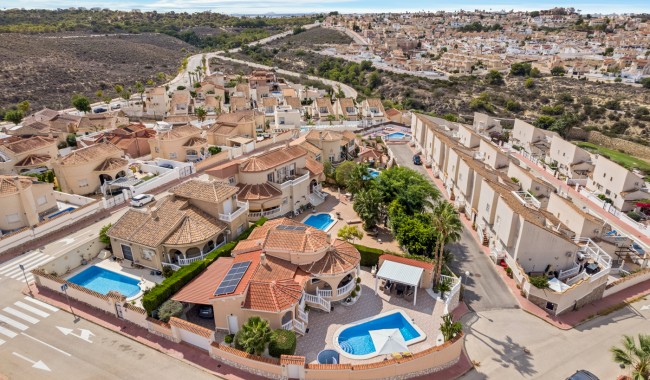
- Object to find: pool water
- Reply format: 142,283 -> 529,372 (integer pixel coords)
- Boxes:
303,213 -> 336,231
337,312 -> 422,356
385,132 -> 411,140
68,266 -> 141,298
368,169 -> 380,179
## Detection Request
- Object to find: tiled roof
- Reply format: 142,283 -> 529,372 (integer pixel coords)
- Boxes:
1,136 -> 56,154
299,239 -> 360,276
215,109 -> 260,124
14,154 -> 52,167
34,108 -> 60,121
306,130 -> 342,142
284,97 -> 301,109
280,355 -> 306,366
208,124 -> 237,136
0,175 -> 38,195
237,182 -> 282,201
182,137 -> 207,147
341,130 -> 357,142
239,218 -> 329,254
305,156 -> 324,177
381,254 -> 434,271
315,98 -> 333,109
107,196 -> 227,248
213,250 -> 262,299
94,157 -> 128,172
239,146 -> 306,173
157,125 -> 201,140
385,108 -> 401,117
365,98 -> 384,108
169,317 -> 213,338
243,254 -> 303,312
57,143 -> 123,166
172,258 -> 233,304
299,141 -> 321,155
171,179 -> 239,204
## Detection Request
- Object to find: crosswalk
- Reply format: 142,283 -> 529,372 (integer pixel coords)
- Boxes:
0,297 -> 58,346
0,251 -> 56,283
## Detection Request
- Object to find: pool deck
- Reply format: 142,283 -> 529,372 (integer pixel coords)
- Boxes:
295,269 -> 446,365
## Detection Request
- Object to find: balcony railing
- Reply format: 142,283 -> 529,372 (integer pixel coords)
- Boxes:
317,288 -> 333,298
219,201 -> 249,223
303,291 -> 331,312
161,262 -> 181,271
279,172 -> 310,190
336,281 -> 355,297
298,309 -> 309,323
513,191 -> 541,209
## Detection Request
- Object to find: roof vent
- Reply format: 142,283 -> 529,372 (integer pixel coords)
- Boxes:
260,253 -> 267,265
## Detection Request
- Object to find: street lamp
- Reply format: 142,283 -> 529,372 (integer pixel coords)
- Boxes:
60,284 -> 79,322
463,271 -> 470,301
19,264 -> 32,296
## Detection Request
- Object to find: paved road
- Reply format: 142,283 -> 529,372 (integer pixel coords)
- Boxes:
389,143 -> 518,312
460,299 -> 650,379
0,271 -> 217,380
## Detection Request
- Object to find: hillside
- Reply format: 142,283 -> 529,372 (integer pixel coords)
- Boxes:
0,33 -> 196,112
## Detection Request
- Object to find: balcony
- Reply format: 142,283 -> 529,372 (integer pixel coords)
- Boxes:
248,207 -> 284,220
219,201 -> 249,223
513,190 -> 541,209
278,172 -> 310,190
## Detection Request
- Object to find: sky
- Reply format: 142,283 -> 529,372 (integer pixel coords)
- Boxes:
2,0 -> 649,15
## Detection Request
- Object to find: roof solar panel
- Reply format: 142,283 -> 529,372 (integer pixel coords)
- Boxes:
214,261 -> 252,296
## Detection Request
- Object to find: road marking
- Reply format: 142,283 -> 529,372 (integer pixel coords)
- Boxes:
23,297 -> 59,312
4,256 -> 54,278
641,305 -> 650,311
0,325 -> 18,338
14,302 -> 50,318
56,327 -> 94,343
0,253 -> 47,274
0,314 -> 28,330
20,333 -> 71,357
12,352 -> 52,372
3,307 -> 39,324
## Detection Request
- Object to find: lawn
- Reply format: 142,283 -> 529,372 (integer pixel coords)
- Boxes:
574,141 -> 650,174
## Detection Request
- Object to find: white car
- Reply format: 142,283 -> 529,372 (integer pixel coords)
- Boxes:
130,194 -> 154,207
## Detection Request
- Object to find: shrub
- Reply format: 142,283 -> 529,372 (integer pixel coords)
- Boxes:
351,290 -> 357,298
529,275 -> 549,289
235,317 -> 272,355
161,265 -> 175,278
99,223 -> 112,245
355,284 -> 361,292
356,277 -> 361,284
627,211 -> 642,222
268,329 -> 297,358
158,300 -> 183,322
208,146 -> 222,155
224,334 -> 234,345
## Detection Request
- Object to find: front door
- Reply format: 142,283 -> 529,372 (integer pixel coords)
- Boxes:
227,315 -> 239,334
121,245 -> 134,261
115,303 -> 124,319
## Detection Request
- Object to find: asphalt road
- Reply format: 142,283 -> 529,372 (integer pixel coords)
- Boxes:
0,276 -> 217,380
389,143 -> 518,312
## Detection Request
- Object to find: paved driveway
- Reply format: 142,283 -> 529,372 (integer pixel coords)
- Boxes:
389,143 -> 518,312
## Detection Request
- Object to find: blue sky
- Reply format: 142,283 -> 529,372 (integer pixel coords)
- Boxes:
2,0 -> 649,15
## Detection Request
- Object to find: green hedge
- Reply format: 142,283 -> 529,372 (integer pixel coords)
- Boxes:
142,217 -> 268,314
268,329 -> 297,358
353,243 -> 434,268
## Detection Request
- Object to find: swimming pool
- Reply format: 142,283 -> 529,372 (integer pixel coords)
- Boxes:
384,132 -> 411,140
302,213 -> 337,232
68,266 -> 143,300
368,169 -> 380,179
334,310 -> 426,360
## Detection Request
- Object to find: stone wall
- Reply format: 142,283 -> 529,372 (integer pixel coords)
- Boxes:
587,131 -> 650,161
574,282 -> 607,310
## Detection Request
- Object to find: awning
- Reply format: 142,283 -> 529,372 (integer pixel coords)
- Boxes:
376,260 -> 423,287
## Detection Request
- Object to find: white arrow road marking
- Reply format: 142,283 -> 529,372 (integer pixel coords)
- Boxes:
20,333 -> 71,357
56,326 -> 94,343
640,305 -> 650,311
58,238 -> 75,245
12,352 -> 51,372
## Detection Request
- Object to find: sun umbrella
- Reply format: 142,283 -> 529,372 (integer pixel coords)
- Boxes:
369,328 -> 409,355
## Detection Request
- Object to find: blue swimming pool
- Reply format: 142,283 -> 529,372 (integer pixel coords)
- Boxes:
334,310 -> 426,359
368,169 -> 380,179
302,213 -> 336,231
385,132 -> 411,140
68,266 -> 142,299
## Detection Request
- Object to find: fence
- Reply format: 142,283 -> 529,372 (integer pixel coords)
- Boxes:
0,200 -> 104,256
579,188 -> 650,240
194,150 -> 230,171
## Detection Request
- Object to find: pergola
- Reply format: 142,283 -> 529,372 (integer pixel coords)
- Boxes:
374,260 -> 423,306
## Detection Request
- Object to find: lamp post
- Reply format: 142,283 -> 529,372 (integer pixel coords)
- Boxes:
61,284 -> 79,322
19,264 -> 32,296
463,271 -> 470,301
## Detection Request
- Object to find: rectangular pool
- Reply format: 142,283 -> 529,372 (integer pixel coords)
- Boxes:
68,266 -> 142,299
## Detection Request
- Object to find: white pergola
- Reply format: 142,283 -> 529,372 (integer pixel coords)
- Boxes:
374,260 -> 423,306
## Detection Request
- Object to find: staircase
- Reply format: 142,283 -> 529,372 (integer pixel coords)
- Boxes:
339,341 -> 354,354
482,231 -> 489,247
303,292 -> 331,312
308,193 -> 324,207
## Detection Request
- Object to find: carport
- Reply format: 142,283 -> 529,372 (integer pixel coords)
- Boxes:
374,260 -> 423,306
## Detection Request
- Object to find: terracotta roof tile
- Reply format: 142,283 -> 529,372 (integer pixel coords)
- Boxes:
94,157 -> 128,172
1,136 -> 56,154
299,239 -> 360,276
169,317 -> 213,338
305,156 -> 324,177
381,254 -> 434,271
236,182 -> 282,201
157,125 -> 201,141
0,175 -> 40,195
240,146 -> 307,172
14,154 -> 52,167
57,143 -> 123,166
171,179 -> 239,204
172,258 -> 233,304
280,355 -> 305,366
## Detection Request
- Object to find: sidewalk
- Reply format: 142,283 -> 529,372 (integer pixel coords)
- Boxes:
409,145 -> 650,330
27,285 -> 261,380
514,151 -> 650,247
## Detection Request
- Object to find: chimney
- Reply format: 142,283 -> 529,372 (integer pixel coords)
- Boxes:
260,253 -> 267,265
150,206 -> 158,220
326,233 -> 332,244
319,131 -> 323,141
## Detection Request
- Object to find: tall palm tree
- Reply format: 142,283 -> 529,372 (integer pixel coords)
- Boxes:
611,334 -> 650,380
236,316 -> 272,355
430,201 -> 462,285
195,106 -> 207,123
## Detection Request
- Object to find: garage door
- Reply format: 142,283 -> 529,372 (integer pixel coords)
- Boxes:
178,327 -> 211,351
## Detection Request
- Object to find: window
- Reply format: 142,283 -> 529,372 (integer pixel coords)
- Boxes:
267,172 -> 274,182
315,154 -> 321,162
78,179 -> 89,188
485,204 -> 490,212
121,244 -> 134,261
228,176 -> 236,185
237,224 -> 245,234
6,213 -> 20,224
282,197 -> 288,205
545,302 -> 556,311
36,196 -> 47,206
169,152 -> 177,159
311,278 -> 321,284
141,249 -> 154,261
155,147 -> 160,153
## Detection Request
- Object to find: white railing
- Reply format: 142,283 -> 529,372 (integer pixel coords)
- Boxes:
441,275 -> 461,301
298,309 -> 309,323
317,288 -> 333,298
566,271 -> 589,286
161,262 -> 181,271
219,201 -> 249,223
293,319 -> 306,334
558,264 -> 581,280
178,253 -> 205,266
303,291 -> 331,311
336,281 -> 355,297
248,207 -> 283,219
281,320 -> 293,331
279,172 -> 310,189
576,238 -> 612,269
590,267 -> 611,282
308,193 -> 324,207
513,190 -> 541,209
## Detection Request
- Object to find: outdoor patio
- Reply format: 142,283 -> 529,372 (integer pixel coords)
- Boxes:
295,269 -> 446,364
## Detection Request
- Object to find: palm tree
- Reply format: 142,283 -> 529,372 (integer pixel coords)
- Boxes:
236,316 -> 272,355
439,314 -> 462,342
326,114 -> 337,125
430,201 -> 462,285
611,334 -> 650,380
353,187 -> 383,230
195,106 -> 207,123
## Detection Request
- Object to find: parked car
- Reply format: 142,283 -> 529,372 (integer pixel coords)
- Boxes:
198,305 -> 214,319
413,154 -> 422,165
130,194 -> 154,207
93,107 -> 107,114
110,104 -> 121,110
158,163 -> 174,169
566,370 -> 599,380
